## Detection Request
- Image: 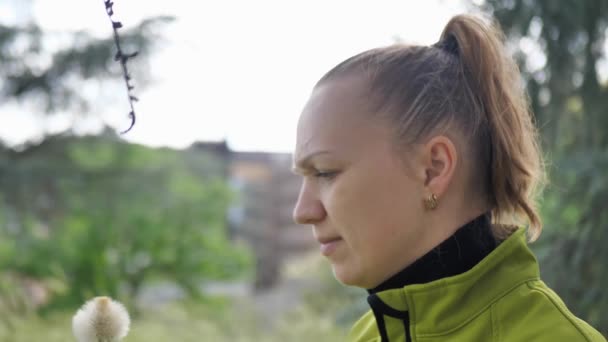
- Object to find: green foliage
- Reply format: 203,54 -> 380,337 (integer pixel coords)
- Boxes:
0,298 -> 349,342
0,273 -> 35,341
299,258 -> 368,328
536,150 -> 608,330
0,133 -> 251,312
481,0 -> 608,334
482,1 -> 608,150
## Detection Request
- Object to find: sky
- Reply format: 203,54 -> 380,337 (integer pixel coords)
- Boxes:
1,0 -> 470,152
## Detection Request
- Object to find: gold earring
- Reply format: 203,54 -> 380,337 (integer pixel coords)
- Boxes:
424,193 -> 438,210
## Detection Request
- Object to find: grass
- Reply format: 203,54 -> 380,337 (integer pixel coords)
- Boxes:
0,255 -> 361,342
0,252 -> 368,341
1,297 -> 350,342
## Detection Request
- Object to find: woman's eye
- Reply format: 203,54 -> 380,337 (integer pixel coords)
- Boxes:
314,170 -> 338,179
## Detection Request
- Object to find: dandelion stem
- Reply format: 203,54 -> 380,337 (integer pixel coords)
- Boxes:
103,0 -> 138,134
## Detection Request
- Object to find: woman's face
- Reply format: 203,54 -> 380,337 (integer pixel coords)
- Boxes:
293,76 -> 430,289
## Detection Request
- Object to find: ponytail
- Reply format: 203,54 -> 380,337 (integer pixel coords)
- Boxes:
439,15 -> 545,240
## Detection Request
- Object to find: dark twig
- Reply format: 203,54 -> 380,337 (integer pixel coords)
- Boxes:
104,0 -> 138,134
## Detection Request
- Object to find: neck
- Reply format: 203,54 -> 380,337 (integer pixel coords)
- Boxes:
368,212 -> 496,294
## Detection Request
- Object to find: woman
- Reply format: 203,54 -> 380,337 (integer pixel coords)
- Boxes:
292,14 -> 606,342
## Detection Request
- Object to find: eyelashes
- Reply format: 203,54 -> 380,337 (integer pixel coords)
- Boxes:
292,166 -> 340,181
314,170 -> 338,180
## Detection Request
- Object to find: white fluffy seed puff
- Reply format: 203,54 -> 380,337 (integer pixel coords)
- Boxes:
72,296 -> 131,342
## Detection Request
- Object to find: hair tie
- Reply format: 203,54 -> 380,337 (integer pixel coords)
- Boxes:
434,33 -> 459,56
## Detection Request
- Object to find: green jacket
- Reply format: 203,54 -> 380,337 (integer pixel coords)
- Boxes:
348,228 -> 606,342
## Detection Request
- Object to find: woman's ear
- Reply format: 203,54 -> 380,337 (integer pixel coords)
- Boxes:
422,135 -> 458,197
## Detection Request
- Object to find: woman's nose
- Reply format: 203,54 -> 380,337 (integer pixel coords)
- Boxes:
292,181 -> 326,225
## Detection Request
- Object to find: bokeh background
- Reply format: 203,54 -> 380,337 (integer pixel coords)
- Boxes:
0,0 -> 607,340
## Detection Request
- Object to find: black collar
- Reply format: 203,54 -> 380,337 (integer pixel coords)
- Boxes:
368,213 -> 496,294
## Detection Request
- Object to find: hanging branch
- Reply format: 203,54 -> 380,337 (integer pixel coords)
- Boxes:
104,0 -> 138,134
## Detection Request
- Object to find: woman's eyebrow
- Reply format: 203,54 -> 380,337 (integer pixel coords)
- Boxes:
292,150 -> 332,174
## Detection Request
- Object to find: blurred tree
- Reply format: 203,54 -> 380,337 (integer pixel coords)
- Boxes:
0,1 -> 173,140
0,132 -> 251,312
0,2 -> 252,319
480,0 -> 608,334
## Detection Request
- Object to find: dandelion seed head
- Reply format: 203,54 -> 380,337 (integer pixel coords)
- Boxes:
72,296 -> 130,342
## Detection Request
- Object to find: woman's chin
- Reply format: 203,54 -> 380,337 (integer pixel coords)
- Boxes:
331,264 -> 367,288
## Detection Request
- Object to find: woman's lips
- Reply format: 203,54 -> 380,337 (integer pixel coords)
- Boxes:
319,238 -> 342,256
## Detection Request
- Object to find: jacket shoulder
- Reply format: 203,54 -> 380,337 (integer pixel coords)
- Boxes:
494,280 -> 606,342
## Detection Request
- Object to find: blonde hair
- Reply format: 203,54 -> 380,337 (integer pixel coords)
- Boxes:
318,14 -> 545,241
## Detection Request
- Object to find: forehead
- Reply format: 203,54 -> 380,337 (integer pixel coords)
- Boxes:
295,76 -> 388,160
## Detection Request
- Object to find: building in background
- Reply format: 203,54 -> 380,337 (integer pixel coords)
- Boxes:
191,141 -> 314,291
